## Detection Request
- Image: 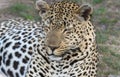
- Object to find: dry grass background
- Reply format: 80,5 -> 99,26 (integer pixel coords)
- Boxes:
0,0 -> 120,77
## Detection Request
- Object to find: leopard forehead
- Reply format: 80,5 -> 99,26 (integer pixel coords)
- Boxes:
50,2 -> 79,14
42,2 -> 81,24
37,1 -> 92,27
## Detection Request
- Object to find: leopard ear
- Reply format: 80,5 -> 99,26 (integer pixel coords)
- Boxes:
35,0 -> 50,15
77,4 -> 93,20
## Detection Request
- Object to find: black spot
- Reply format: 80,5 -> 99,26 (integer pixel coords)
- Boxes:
28,33 -> 32,35
16,31 -> 21,34
78,73 -> 82,76
83,72 -> 87,75
28,29 -> 32,31
92,67 -> 95,69
72,53 -> 78,57
1,67 -> 6,75
22,56 -> 29,64
5,42 -> 12,48
50,16 -> 53,18
3,38 -> 9,43
7,69 -> 14,77
23,45 -> 27,48
70,48 -> 76,52
13,61 -> 19,70
6,59 -> 10,66
21,32 -> 28,35
3,51 -> 7,59
0,47 -> 3,53
30,71 -> 33,74
29,74 -> 33,77
70,60 -> 79,66
32,61 -> 35,64
3,51 -> 7,56
16,73 -> 19,77
29,47 -> 32,50
23,29 -> 27,31
0,56 -> 2,65
21,48 -> 26,53
28,51 -> 33,55
51,66 -> 56,70
33,44 -> 36,47
33,66 -> 37,72
63,65 -> 69,69
20,66 -> 25,75
22,39 -> 27,43
39,72 -> 44,77
23,35 -> 27,38
8,53 -> 13,59
1,36 -> 6,40
28,41 -> 32,44
13,42 -> 21,50
89,38 -> 92,41
70,73 -> 75,76
15,52 -> 21,58
28,36 -> 32,39
84,39 -> 87,41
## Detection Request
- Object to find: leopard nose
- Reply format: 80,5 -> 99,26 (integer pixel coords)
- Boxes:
49,46 -> 59,51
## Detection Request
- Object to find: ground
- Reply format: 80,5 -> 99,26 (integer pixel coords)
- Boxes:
0,0 -> 120,77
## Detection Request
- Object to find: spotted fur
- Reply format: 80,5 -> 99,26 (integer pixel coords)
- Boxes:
26,0 -> 98,77
0,18 -> 45,77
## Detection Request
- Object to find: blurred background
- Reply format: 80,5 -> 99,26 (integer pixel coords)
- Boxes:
0,0 -> 120,77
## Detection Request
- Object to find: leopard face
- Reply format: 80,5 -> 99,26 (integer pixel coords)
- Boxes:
36,0 -> 93,56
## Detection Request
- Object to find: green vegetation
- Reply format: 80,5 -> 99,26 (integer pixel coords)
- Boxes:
98,46 -> 120,76
96,30 -> 109,44
92,0 -> 103,4
93,7 -> 106,16
9,3 -> 40,20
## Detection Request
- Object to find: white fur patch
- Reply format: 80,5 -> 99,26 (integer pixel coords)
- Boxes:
0,72 -> 6,77
49,55 -> 62,61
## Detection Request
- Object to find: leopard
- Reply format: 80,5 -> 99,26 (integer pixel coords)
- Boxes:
26,0 -> 98,77
0,0 -> 98,77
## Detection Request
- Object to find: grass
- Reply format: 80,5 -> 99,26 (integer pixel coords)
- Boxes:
98,46 -> 120,76
99,17 -> 118,25
103,53 -> 120,73
9,3 -> 40,20
92,0 -> 103,4
93,7 -> 106,17
96,30 -> 109,44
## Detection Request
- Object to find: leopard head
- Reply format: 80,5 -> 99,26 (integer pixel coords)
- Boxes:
36,0 -> 93,56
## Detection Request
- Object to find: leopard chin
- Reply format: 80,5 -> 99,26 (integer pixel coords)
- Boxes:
48,55 -> 62,61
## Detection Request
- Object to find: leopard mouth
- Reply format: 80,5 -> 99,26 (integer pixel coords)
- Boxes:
46,46 -> 79,57
46,46 -> 68,56
48,49 -> 66,57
